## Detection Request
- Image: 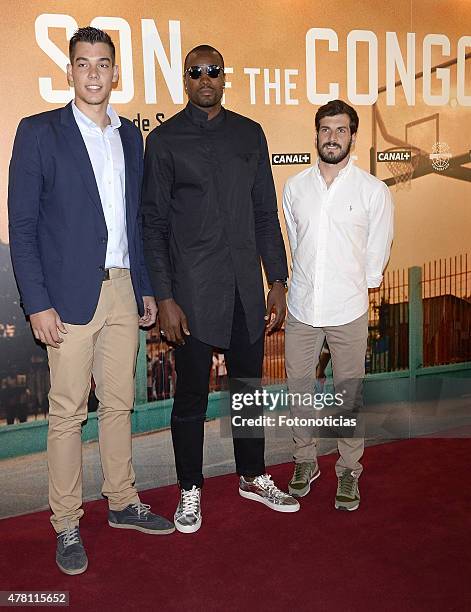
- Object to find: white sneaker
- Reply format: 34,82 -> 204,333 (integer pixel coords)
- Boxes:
174,486 -> 202,533
239,474 -> 300,512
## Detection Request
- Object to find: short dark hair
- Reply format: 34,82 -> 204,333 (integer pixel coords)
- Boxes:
315,99 -> 359,135
184,45 -> 224,69
69,27 -> 115,64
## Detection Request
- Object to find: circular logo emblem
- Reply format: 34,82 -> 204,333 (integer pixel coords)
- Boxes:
429,142 -> 452,172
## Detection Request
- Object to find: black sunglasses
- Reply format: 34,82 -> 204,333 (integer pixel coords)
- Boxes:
185,64 -> 224,80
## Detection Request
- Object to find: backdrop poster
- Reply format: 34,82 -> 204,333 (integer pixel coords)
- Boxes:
0,0 -> 470,428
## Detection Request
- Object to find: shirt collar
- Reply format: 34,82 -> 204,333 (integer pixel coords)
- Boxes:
313,156 -> 353,180
184,101 -> 226,128
72,102 -> 121,131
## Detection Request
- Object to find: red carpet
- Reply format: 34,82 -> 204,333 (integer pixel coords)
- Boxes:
1,438 -> 470,611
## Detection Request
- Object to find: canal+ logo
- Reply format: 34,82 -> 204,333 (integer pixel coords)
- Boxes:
272,153 -> 311,165
376,150 -> 412,162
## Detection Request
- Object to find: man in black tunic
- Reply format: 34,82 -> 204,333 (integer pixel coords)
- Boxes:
142,45 -> 299,533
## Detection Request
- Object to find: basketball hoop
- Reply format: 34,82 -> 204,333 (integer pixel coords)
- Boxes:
384,147 -> 419,190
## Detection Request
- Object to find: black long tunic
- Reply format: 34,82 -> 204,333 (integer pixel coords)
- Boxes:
142,102 -> 288,348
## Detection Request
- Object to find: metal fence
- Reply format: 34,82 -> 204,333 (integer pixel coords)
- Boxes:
2,254 -> 470,423
367,268 -> 409,373
422,254 -> 471,366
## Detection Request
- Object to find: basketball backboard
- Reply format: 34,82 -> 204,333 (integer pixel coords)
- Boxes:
371,52 -> 471,189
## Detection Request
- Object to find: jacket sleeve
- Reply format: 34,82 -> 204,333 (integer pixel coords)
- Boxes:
251,125 -> 288,283
8,119 -> 52,315
141,130 -> 175,301
135,130 -> 153,297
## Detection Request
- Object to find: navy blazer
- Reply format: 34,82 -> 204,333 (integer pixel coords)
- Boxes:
8,102 -> 152,324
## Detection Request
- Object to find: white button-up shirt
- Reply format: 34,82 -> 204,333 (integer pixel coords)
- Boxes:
72,103 -> 129,270
283,158 -> 394,327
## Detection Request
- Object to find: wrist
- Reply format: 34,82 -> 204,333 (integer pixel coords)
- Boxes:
269,279 -> 288,289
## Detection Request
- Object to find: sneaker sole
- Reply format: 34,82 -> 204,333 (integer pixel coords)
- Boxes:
108,521 -> 175,535
334,501 -> 360,511
288,469 -> 321,498
239,489 -> 300,512
56,559 -> 88,576
174,517 -> 202,534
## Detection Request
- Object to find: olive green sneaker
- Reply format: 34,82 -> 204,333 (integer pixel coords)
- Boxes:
335,470 -> 360,511
288,462 -> 320,497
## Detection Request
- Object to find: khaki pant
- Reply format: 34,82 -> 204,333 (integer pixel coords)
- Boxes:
47,269 -> 140,533
284,310 -> 368,477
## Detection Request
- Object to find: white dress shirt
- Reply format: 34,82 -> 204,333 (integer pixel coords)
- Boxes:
283,158 -> 394,327
72,103 -> 129,270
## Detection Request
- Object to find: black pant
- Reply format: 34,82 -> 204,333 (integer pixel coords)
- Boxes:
171,290 -> 265,489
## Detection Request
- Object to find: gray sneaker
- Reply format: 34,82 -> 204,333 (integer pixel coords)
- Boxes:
174,486 -> 202,533
239,474 -> 300,512
56,524 -> 88,576
108,502 -> 175,534
335,470 -> 360,511
288,462 -> 320,497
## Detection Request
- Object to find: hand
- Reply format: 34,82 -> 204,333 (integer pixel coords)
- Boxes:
158,298 -> 190,345
30,308 -> 67,349
139,296 -> 157,328
265,282 -> 287,333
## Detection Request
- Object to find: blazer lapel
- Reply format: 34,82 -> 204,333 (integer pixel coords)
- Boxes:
60,103 -> 104,217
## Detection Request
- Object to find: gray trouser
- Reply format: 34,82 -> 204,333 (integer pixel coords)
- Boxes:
284,310 -> 368,477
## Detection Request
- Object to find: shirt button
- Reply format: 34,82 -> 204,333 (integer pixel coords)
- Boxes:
100,238 -> 106,244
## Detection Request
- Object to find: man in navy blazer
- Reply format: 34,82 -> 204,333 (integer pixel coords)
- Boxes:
8,27 -> 174,576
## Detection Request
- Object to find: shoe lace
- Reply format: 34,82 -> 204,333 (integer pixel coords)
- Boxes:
181,486 -> 200,515
130,502 -> 151,517
338,471 -> 357,497
254,474 -> 289,500
60,525 -> 80,547
293,463 -> 310,482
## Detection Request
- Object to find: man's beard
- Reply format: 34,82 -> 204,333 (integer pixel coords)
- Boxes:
317,136 -> 352,165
